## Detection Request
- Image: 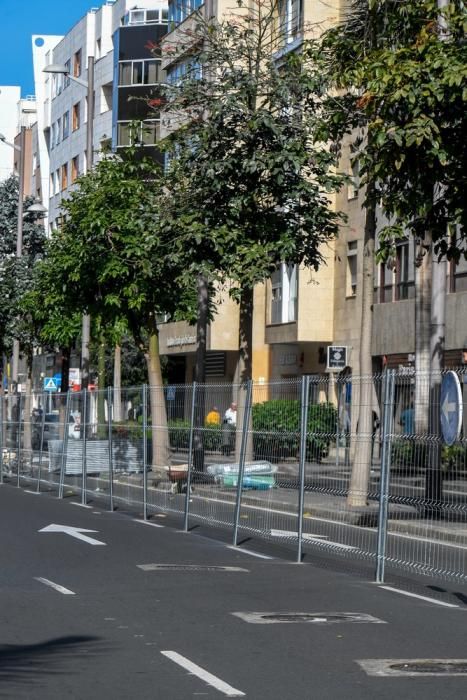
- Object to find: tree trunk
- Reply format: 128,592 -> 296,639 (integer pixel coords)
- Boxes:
414,234 -> 432,435
235,287 -> 254,462
347,189 -> 377,508
193,274 -> 208,472
97,333 -> 106,437
146,314 -> 170,471
113,344 -> 123,422
22,352 -> 33,463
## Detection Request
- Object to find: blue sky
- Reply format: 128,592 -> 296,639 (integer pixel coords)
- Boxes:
0,0 -> 97,96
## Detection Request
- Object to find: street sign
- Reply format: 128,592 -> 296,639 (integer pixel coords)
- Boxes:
43,377 -> 58,392
327,346 -> 348,371
167,385 -> 176,401
53,372 -> 62,388
440,371 -> 463,446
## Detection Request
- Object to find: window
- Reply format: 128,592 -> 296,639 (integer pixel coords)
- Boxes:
62,110 -> 69,139
64,59 -> 71,88
145,60 -> 160,84
72,102 -> 80,131
96,37 -> 101,59
119,59 -> 162,86
347,159 -> 359,200
61,163 -> 68,191
126,7 -> 168,24
71,155 -> 79,183
269,264 -> 298,324
56,118 -> 61,146
395,241 -> 414,300
55,169 -> 60,195
278,0 -> 303,45
117,120 -> 160,147
50,123 -> 55,150
347,241 -> 358,297
101,84 -> 112,113
73,49 -> 82,77
168,0 -> 203,26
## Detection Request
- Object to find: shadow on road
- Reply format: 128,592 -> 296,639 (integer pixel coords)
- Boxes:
0,635 -> 106,694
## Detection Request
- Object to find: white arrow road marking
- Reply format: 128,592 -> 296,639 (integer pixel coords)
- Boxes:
39,524 -> 106,546
161,651 -> 245,697
34,577 -> 75,595
442,393 -> 456,420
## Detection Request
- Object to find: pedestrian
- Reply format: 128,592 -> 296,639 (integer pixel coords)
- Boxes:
205,406 -> 221,426
221,402 -> 237,456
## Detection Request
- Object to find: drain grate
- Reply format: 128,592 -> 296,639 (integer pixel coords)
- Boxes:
358,659 -> 467,677
232,612 -> 386,624
138,564 -> 249,572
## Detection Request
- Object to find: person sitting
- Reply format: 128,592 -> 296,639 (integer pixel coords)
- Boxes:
205,406 -> 221,426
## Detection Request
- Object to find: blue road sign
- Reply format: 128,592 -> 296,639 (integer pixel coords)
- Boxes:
440,371 -> 463,446
166,385 -> 176,401
43,377 -> 58,392
53,373 -> 62,388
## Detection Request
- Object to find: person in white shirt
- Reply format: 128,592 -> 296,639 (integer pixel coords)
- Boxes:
222,402 -> 237,455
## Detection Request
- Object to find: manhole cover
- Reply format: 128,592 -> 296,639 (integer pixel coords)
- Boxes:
138,564 -> 249,572
232,612 -> 386,624
358,659 -> 467,677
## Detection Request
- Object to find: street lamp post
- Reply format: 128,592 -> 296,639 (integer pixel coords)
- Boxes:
43,58 -> 95,391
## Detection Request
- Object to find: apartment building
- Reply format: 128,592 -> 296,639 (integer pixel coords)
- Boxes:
31,0 -> 168,232
158,0 -> 467,390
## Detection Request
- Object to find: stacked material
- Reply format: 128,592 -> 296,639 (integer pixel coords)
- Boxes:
206,461 -> 277,489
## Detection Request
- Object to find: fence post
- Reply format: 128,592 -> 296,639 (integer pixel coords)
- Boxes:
232,380 -> 253,547
16,393 -> 23,487
375,369 -> 396,584
81,389 -> 88,505
36,392 -> 47,493
0,395 -> 3,485
142,384 -> 148,520
183,382 -> 197,532
297,375 -> 311,563
107,386 -> 114,512
58,391 -> 71,499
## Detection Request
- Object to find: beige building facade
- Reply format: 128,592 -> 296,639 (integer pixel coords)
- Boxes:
160,0 -> 467,387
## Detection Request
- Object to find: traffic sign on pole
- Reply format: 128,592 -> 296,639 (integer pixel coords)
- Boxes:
440,371 -> 463,446
43,377 -> 58,392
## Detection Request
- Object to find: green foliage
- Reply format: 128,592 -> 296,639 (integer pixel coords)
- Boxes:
252,399 -> 338,463
0,175 -> 46,359
312,0 -> 467,259
159,0 -> 347,301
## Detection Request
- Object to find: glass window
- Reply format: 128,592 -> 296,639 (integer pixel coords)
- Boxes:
73,49 -> 82,77
56,118 -> 61,145
71,155 -> 79,183
141,121 -> 160,145
72,102 -> 80,131
132,61 -> 144,84
145,60 -> 159,84
395,241 -> 414,300
64,59 -> 71,88
61,163 -> 68,191
117,122 -> 131,146
347,241 -> 358,297
50,123 -> 55,150
62,111 -> 69,139
119,62 -> 132,85
147,9 -> 159,22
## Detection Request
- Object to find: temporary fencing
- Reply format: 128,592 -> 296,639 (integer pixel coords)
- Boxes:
1,369 -> 466,584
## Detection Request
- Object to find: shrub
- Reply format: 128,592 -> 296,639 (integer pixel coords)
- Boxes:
252,399 -> 337,463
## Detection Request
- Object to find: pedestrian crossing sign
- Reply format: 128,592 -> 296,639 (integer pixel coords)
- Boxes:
43,377 -> 58,392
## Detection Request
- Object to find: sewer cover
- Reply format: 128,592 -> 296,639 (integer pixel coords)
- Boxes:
138,564 -> 249,572
232,612 -> 386,624
358,659 -> 467,677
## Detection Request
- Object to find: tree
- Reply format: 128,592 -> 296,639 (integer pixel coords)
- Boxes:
51,147 -> 193,469
313,0 -> 467,506
0,175 -> 46,388
160,0 -> 347,456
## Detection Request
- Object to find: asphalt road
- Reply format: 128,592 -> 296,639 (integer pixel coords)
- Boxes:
1,484 -> 467,699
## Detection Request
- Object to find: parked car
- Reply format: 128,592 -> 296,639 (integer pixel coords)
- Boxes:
31,412 -> 80,450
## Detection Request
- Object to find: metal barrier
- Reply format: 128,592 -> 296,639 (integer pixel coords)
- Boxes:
1,369 -> 466,584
